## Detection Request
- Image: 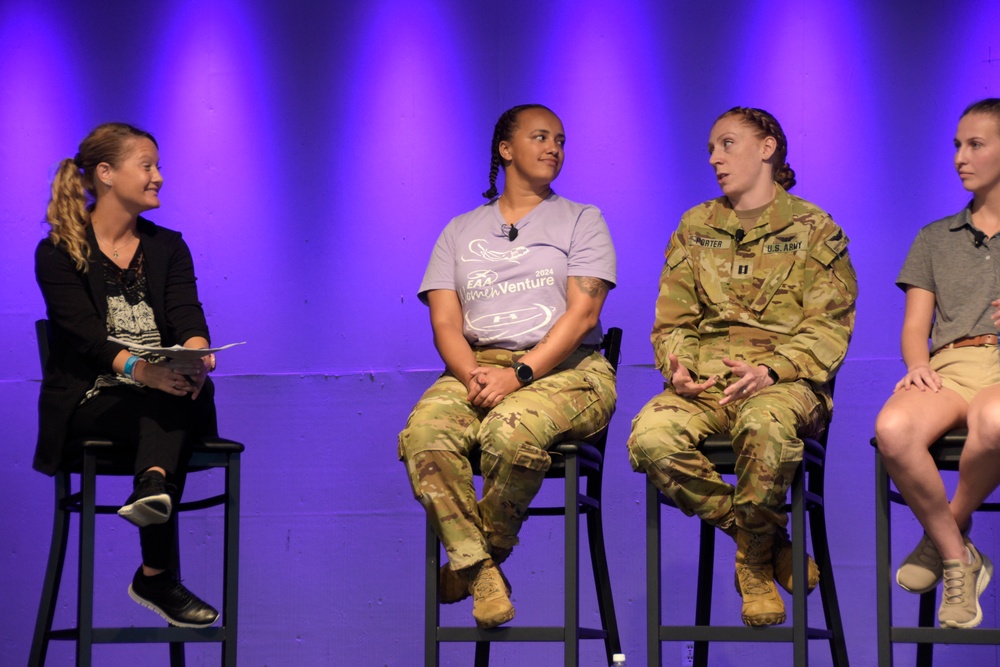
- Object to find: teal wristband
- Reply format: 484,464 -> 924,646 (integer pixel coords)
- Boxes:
123,355 -> 141,379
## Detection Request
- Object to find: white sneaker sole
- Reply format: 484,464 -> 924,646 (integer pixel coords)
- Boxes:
940,553 -> 993,629
127,584 -> 219,628
117,493 -> 172,527
895,568 -> 942,595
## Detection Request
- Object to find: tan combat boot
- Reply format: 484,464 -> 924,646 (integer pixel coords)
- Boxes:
772,528 -> 820,594
735,529 -> 786,626
439,561 -> 511,604
470,559 -> 515,628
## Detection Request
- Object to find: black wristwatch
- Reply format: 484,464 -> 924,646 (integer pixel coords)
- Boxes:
512,361 -> 534,385
763,365 -> 780,384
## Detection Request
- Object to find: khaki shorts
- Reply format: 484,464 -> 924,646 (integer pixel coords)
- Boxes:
930,345 -> 1000,403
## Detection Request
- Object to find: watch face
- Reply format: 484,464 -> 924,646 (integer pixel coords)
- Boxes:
515,362 -> 533,383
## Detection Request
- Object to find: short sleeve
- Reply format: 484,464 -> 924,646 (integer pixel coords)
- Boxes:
567,206 -> 616,287
418,222 -> 458,304
896,229 -> 934,294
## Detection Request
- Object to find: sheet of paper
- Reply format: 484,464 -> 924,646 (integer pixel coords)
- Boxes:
108,337 -> 246,360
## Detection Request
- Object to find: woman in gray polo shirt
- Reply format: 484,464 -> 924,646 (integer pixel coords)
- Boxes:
875,98 -> 1000,629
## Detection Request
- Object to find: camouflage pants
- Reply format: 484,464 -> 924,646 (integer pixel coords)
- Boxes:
399,347 -> 616,570
627,381 -> 826,533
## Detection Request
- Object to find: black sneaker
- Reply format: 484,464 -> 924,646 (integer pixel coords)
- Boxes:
128,567 -> 220,628
117,471 -> 174,527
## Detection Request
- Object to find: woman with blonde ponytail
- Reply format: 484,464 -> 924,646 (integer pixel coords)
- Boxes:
34,122 -> 221,627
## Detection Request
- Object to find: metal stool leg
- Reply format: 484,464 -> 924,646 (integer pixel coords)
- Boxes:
424,520 -> 440,667
29,472 -> 72,667
790,466 -> 809,666
77,452 -> 99,667
808,487 -> 849,665
222,453 -> 241,667
587,488 -> 621,664
875,452 -> 895,667
916,592 -> 936,667
693,520 -> 715,667
646,479 -> 662,667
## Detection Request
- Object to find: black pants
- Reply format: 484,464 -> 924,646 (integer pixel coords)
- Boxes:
68,381 -> 217,570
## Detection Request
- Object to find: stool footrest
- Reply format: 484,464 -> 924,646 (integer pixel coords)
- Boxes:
890,627 -> 1000,645
49,626 -> 228,643
658,625 -> 833,642
437,626 -> 607,642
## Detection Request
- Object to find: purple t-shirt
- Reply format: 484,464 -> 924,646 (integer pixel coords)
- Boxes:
419,193 -> 616,350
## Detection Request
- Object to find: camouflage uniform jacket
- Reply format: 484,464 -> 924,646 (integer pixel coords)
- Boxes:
651,185 -> 857,409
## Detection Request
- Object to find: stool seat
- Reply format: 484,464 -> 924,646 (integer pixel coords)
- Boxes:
873,429 -> 1000,666
648,427 -> 849,666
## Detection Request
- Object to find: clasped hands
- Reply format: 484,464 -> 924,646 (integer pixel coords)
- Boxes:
668,354 -> 775,405
466,365 -> 522,409
135,354 -> 215,400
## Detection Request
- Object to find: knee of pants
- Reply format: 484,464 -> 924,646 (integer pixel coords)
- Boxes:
626,404 -> 699,473
479,440 -> 552,484
398,449 -> 467,506
732,403 -> 798,443
397,419 -> 466,463
478,404 -> 558,458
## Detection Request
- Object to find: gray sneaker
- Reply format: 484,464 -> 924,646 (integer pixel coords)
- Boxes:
897,523 -> 973,594
938,542 -> 992,629
896,533 -> 943,593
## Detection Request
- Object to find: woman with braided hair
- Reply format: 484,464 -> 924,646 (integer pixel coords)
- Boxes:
398,104 -> 617,628
628,107 -> 857,626
35,122 -> 220,627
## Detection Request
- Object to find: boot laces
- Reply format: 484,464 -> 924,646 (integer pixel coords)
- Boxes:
740,535 -> 774,595
473,565 -> 503,599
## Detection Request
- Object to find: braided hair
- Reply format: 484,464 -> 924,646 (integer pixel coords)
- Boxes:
45,122 -> 157,271
482,104 -> 554,200
718,107 -> 796,190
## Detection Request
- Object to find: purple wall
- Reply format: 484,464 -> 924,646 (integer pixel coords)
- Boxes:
2,1 -> 1000,664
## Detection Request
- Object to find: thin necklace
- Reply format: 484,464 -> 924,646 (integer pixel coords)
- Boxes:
95,231 -> 137,259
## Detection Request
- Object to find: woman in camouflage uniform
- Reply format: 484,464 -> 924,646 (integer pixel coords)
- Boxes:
628,107 -> 857,627
398,104 -> 617,629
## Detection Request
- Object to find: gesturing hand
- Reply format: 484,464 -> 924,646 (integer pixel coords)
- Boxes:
719,357 -> 774,406
668,354 -> 717,397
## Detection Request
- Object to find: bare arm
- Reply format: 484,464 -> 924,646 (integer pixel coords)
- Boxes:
894,286 -> 941,392
521,275 -> 610,376
427,289 -> 479,391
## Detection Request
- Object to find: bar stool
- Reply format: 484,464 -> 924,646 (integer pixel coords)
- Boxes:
425,327 -> 623,667
29,320 -> 242,667
647,427 -> 850,667
873,429 -> 1000,666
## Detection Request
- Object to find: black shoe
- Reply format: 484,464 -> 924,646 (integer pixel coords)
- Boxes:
128,567 -> 220,628
118,471 -> 174,527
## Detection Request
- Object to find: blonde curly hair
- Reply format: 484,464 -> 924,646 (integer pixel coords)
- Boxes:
45,123 -> 157,271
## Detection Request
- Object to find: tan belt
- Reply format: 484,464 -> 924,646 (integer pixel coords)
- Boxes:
942,334 -> 999,350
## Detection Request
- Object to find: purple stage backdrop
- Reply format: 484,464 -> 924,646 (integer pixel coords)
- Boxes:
2,1 -> 1000,665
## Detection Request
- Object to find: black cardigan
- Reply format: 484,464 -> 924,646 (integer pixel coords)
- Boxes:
33,218 -> 213,475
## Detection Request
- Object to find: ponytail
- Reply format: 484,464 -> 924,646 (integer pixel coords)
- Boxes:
45,158 -> 92,270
